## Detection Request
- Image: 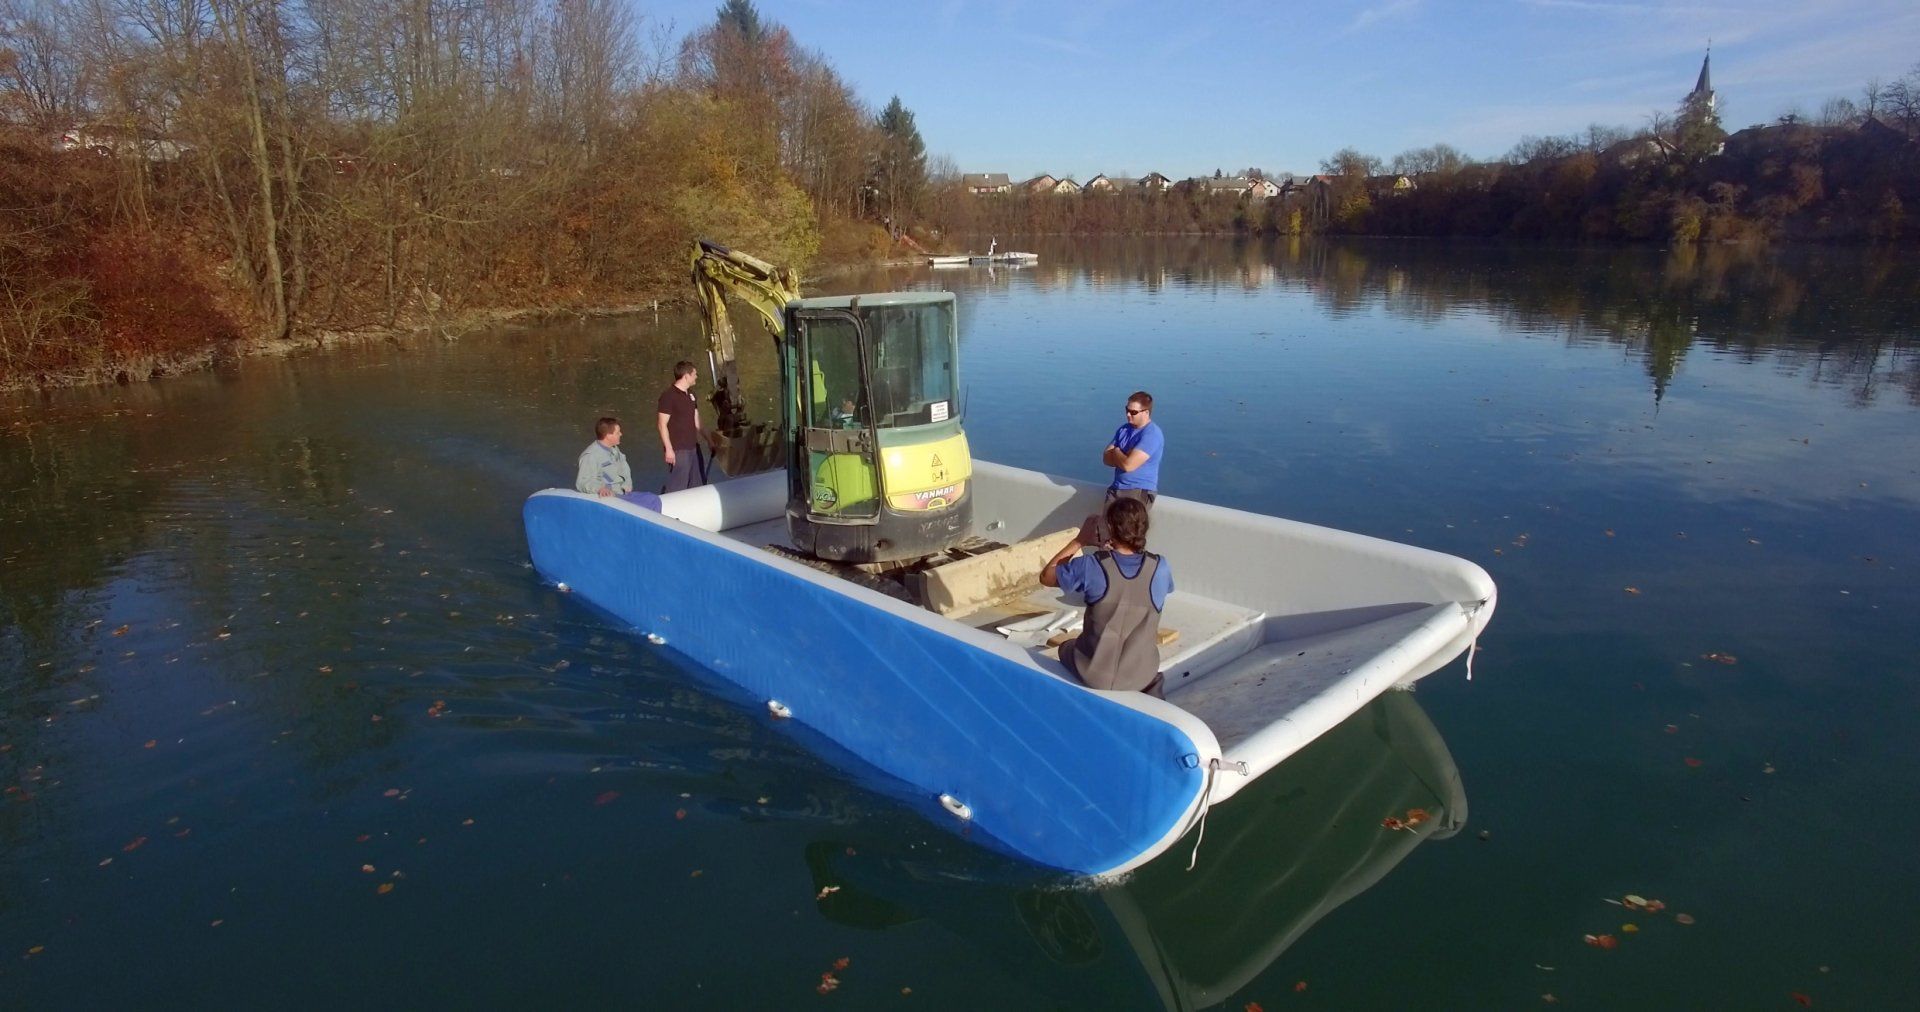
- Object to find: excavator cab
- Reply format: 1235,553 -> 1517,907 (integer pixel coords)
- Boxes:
784,293 -> 972,564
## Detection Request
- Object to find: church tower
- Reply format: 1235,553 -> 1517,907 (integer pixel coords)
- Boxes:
1688,46 -> 1715,113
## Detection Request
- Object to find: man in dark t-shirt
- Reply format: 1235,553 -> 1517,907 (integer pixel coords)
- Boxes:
656,360 -> 709,493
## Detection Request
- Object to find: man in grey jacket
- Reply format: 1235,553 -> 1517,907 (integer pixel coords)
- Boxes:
576,416 -> 659,509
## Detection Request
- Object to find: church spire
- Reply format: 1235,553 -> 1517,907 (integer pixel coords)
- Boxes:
1694,43 -> 1712,97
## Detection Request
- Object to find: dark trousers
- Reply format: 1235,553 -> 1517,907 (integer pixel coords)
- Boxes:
662,446 -> 708,493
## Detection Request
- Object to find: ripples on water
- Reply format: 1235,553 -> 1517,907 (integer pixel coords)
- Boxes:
3,239 -> 1918,1006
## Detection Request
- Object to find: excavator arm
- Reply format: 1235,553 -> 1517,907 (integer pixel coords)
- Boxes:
690,239 -> 802,477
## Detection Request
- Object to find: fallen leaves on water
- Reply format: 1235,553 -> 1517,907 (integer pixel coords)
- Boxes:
1701,653 -> 1738,665
376,882 -> 394,895
674,808 -> 687,820
1542,995 -> 1558,1004
144,740 -> 157,749
1583,933 -> 1619,950
1621,923 -> 1639,933
382,788 -> 401,798
123,835 -> 148,852
355,834 -> 371,843
1790,992 -> 1813,1007
210,920 -> 224,928
592,791 -> 620,806
1684,757 -> 1704,768
1294,981 -> 1308,993
1623,587 -> 1641,595
817,885 -> 841,900
832,957 -> 850,971
1674,913 -> 1696,925
1382,807 -> 1430,831
461,818 -> 475,826
112,625 -> 130,637
27,945 -> 45,955
1664,724 -> 1680,734
1245,1003 -> 1264,1012
361,864 -> 375,874
426,700 -> 447,718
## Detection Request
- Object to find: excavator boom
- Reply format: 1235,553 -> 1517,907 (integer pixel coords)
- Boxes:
691,239 -> 802,476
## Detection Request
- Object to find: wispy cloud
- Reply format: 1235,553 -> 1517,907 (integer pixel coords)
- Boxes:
1339,0 -> 1423,38
1012,32 -> 1094,57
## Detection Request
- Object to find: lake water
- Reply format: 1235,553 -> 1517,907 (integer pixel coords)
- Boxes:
3,238 -> 1918,1008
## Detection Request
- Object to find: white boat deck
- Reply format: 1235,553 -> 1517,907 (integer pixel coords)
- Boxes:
675,460 -> 1493,806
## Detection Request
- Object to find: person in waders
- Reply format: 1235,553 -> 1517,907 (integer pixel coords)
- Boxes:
1039,496 -> 1175,698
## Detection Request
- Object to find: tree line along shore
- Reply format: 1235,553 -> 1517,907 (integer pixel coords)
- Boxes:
3,0 -> 1915,392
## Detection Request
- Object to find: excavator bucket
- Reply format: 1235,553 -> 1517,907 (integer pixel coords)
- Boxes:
711,422 -> 783,477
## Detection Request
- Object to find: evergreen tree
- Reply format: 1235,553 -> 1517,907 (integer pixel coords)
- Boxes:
873,96 -> 927,227
1673,90 -> 1726,164
716,0 -> 763,42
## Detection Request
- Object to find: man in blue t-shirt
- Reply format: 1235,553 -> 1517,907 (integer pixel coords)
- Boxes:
1102,390 -> 1163,509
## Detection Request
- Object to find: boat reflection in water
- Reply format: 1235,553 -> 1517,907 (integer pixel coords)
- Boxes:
804,689 -> 1464,1008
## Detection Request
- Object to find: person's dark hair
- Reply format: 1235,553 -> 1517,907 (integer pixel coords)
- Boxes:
673,361 -> 696,380
1105,496 -> 1150,551
594,416 -> 620,439
1128,390 -> 1153,411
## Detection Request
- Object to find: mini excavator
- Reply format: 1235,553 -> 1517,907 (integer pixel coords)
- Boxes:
691,239 -> 975,567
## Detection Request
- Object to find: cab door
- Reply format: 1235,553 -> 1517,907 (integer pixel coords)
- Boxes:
791,310 -> 880,522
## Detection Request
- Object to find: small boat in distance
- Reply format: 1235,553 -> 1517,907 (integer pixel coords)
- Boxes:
926,237 -> 1040,267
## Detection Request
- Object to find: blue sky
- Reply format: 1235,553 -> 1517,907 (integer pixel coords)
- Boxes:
639,0 -> 1919,179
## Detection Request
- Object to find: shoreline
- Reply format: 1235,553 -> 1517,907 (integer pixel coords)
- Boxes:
0,256 -> 915,396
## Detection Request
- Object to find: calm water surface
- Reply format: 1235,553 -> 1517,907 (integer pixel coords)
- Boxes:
4,239 -> 1919,1008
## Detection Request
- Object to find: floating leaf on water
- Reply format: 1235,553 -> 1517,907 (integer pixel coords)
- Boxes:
1643,899 -> 1666,912
112,625 -> 130,636
1404,808 -> 1431,826
1674,913 -> 1696,925
144,740 -> 157,749
593,791 -> 620,806
383,789 -> 400,798
355,834 -> 371,843
1790,992 -> 1812,1008
1542,996 -> 1558,1005
674,808 -> 687,820
1685,757 -> 1704,768
1763,764 -> 1776,774
28,945 -> 44,955
1583,933 -> 1619,950
832,957 -> 850,971
123,836 -> 147,852
1701,653 -> 1738,665
377,882 -> 394,895
1621,923 -> 1639,933
1381,816 -> 1406,830
462,818 -> 475,827
1664,724 -> 1679,734
361,864 -> 375,874
816,885 -> 841,900
1623,587 -> 1641,595
1294,981 -> 1308,992
1246,1004 -> 1264,1012
1623,894 -> 1648,909
210,920 -> 224,928
98,857 -> 112,867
